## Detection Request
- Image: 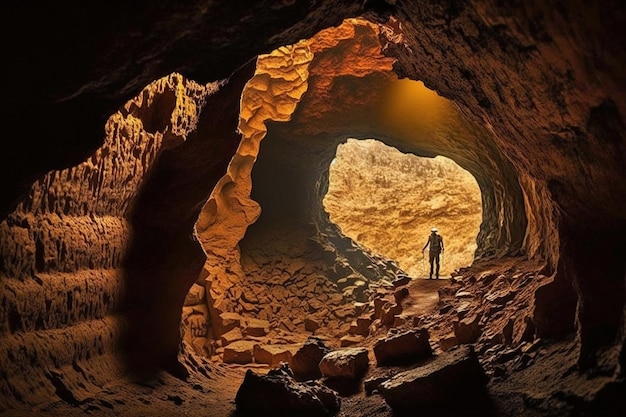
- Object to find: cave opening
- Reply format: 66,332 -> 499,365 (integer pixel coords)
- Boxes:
322,138 -> 482,279
181,16 -> 527,368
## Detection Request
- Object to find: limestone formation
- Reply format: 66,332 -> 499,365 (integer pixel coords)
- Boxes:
0,73 -> 218,408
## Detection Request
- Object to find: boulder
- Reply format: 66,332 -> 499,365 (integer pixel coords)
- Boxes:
254,344 -> 298,367
245,318 -> 270,337
220,327 -> 243,346
223,340 -> 256,364
235,364 -> 340,416
373,328 -> 432,366
291,336 -> 331,380
319,347 -> 369,380
378,345 -> 488,412
304,318 -> 321,332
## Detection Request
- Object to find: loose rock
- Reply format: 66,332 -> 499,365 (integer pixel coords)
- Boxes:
377,345 -> 488,412
235,364 -> 340,416
319,347 -> 369,380
291,336 -> 331,381
373,328 -> 432,366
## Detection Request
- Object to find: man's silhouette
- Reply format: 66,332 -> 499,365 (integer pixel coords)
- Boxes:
422,228 -> 444,279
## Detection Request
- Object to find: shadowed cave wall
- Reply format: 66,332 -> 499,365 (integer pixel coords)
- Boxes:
1,1 -> 625,415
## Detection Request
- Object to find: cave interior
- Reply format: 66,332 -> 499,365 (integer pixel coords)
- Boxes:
1,2 -> 625,417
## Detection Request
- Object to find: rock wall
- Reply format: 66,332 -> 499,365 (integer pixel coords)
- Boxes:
119,64 -> 256,377
257,19 -> 527,262
190,23 -> 405,354
0,1 -> 366,221
379,0 -> 626,363
177,17 -> 532,364
0,74 -> 220,410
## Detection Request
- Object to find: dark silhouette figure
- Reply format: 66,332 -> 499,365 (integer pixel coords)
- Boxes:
422,228 -> 444,279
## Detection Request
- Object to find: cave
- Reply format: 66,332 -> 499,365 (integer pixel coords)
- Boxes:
1,2 -> 625,417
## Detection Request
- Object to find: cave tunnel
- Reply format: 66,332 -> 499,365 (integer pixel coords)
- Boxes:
1,2 -> 625,417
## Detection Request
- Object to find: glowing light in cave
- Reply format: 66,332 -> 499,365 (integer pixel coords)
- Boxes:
323,138 -> 482,278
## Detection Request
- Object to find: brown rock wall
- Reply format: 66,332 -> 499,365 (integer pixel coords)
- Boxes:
380,0 -> 626,268
0,74 -> 217,411
0,318 -> 122,410
194,43 -> 314,343
0,270 -> 123,335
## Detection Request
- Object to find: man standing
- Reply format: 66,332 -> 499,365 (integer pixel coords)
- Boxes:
422,228 -> 444,279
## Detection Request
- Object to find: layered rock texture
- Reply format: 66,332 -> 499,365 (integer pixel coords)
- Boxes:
1,1 -> 625,416
0,73 -> 223,409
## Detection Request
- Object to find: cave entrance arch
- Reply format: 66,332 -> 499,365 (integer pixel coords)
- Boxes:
323,138 -> 482,279
182,17 -> 527,363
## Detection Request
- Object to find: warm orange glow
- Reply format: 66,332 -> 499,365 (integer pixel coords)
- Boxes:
380,79 -> 450,129
324,139 -> 482,278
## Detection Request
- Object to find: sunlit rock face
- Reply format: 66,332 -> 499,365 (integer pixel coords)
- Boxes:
324,139 -> 482,278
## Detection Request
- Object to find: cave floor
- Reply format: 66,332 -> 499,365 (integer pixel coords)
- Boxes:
18,336 -> 591,417
8,266 -> 618,417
